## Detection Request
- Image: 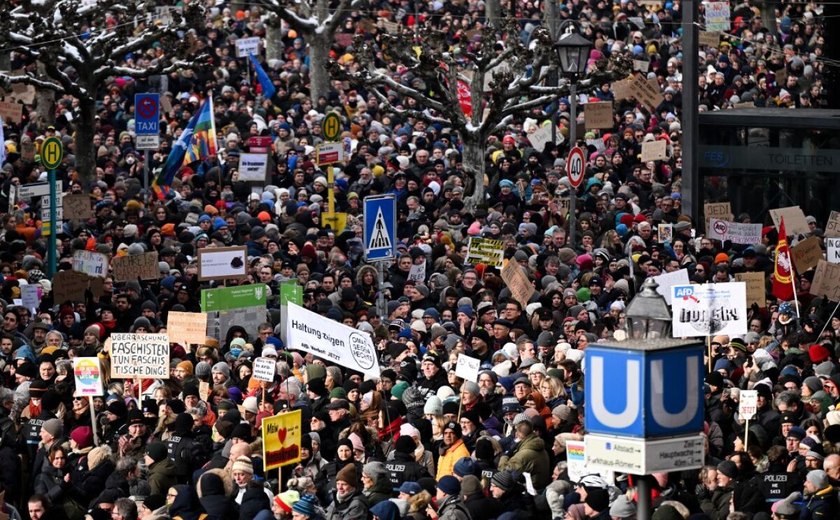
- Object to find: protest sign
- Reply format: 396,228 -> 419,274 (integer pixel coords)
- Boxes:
201,284 -> 267,312
769,206 -> 809,236
109,333 -> 170,379
699,31 -> 721,47
166,311 -> 208,345
408,263 -> 426,282
641,140 -> 668,162
812,260 -> 840,302
704,202 -> 732,233
465,237 -> 505,267
73,357 -> 104,396
381,20 -> 400,33
633,59 -> 650,73
501,260 -> 535,308
235,37 -> 260,58
21,284 -> 41,310
455,354 -> 481,382
630,73 -> 664,111
707,219 -> 762,245
827,238 -> 840,264
825,211 -> 840,238
197,246 -> 247,281
237,153 -> 268,182
0,101 -> 23,123
53,270 -> 93,303
73,250 -> 109,278
199,381 -> 210,402
671,283 -> 747,337
529,122 -> 563,151
652,268 -> 690,305
791,236 -> 823,272
584,102 -> 613,129
734,272 -> 766,309
705,2 -> 731,31
611,78 -> 634,101
287,303 -> 380,379
63,194 -> 92,220
262,410 -> 302,471
112,251 -> 159,282
739,390 -> 758,420
253,357 -> 277,382
658,224 -> 673,243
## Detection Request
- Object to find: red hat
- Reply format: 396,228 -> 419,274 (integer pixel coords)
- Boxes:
633,213 -> 647,223
809,344 -> 831,364
620,214 -> 634,227
502,135 -> 516,145
70,426 -> 94,449
258,211 -> 272,223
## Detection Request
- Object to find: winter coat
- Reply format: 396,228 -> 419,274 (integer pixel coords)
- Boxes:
498,433 -> 551,491
699,486 -> 732,520
68,446 -> 115,505
436,495 -> 471,520
363,474 -> 393,507
324,489 -> 368,520
385,451 -> 430,488
802,486 -> 837,520
146,457 -> 178,497
463,490 -> 499,519
436,439 -> 470,481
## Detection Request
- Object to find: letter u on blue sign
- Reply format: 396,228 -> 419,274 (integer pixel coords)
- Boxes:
585,345 -> 704,438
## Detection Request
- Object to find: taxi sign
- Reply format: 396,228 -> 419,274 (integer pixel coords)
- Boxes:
42,137 -> 63,169
322,112 -> 342,141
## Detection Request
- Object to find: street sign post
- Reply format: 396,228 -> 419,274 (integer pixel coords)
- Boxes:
322,112 -> 342,141
19,181 -> 62,200
135,93 -> 161,191
566,145 -> 586,248
320,112 -> 345,231
41,136 -> 63,277
364,195 -> 397,320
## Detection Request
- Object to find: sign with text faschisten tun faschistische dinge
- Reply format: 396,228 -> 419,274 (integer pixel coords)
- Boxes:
110,333 -> 170,379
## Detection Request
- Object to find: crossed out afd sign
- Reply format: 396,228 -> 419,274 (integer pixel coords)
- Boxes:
567,146 -> 586,188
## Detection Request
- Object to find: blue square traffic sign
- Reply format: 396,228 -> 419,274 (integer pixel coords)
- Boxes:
134,93 -> 160,150
364,195 -> 396,261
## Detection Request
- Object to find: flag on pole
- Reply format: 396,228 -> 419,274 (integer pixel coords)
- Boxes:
152,97 -> 217,200
249,53 -> 276,100
772,217 -> 794,301
0,117 -> 6,166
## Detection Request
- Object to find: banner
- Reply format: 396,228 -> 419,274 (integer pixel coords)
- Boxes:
705,2 -> 731,31
772,219 -> 794,301
73,250 -> 109,278
262,410 -> 302,471
166,311 -> 208,345
201,284 -> 267,312
707,219 -> 762,245
671,283 -> 747,337
197,246 -> 248,281
286,303 -> 380,379
466,237 -> 504,267
110,333 -> 170,379
112,251 -> 160,282
73,357 -> 104,397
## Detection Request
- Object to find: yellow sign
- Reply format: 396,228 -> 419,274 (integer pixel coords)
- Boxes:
322,112 -> 342,141
262,409 -> 302,471
42,137 -> 63,169
321,212 -> 347,233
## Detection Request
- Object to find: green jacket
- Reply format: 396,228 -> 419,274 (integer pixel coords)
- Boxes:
499,433 -> 551,491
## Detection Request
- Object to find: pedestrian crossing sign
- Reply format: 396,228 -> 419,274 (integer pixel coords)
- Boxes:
364,195 -> 396,261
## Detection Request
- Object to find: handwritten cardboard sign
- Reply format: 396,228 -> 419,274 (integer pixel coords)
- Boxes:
63,194 -> 93,220
110,333 -> 170,379
72,250 -> 109,278
704,202 -> 732,234
699,31 -> 721,47
52,270 -> 93,303
791,236 -> 823,272
501,260 -> 535,309
611,78 -> 634,101
112,251 -> 160,282
812,260 -> 840,302
584,102 -> 613,129
825,211 -> 840,238
641,140 -> 668,162
734,272 -> 766,309
630,74 -> 664,111
167,311 -> 208,345
769,206 -> 809,236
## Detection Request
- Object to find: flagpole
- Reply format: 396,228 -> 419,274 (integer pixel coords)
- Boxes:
791,273 -> 800,318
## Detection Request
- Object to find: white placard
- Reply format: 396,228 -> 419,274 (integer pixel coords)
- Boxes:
827,238 -> 840,264
671,283 -> 748,338
21,284 -> 41,310
236,37 -> 261,58
73,357 -> 104,397
237,153 -> 269,182
197,246 -> 248,281
652,268 -> 690,305
739,390 -> 758,420
286,302 -> 380,379
109,333 -> 170,379
408,263 -> 426,282
252,357 -> 276,382
455,353 -> 480,382
707,219 -> 762,245
73,250 -> 109,278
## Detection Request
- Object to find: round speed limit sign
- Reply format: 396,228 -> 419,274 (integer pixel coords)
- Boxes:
567,146 -> 586,189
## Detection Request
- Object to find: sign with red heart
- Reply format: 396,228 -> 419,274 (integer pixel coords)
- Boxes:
262,409 -> 302,471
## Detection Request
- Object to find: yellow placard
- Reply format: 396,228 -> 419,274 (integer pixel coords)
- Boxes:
262,409 -> 302,471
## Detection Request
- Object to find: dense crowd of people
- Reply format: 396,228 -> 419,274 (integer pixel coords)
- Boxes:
0,0 -> 837,520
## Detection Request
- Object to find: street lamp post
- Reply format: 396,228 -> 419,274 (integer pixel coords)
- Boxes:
555,24 -> 592,249
624,278 -> 673,340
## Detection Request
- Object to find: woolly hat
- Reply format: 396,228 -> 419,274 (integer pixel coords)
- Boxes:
651,504 -> 682,520
232,456 -> 254,475
717,460 -> 738,478
437,475 -> 460,496
291,495 -> 318,517
806,469 -> 828,489
336,463 -> 357,484
453,457 -> 477,477
585,487 -> 610,512
145,441 -> 168,463
395,435 -> 416,454
424,395 -> 443,415
461,475 -> 482,496
491,471 -> 515,492
609,495 -> 636,518
42,418 -> 63,439
195,361 -> 212,379
774,492 -> 801,517
212,361 -> 231,378
363,461 -> 388,482
70,426 -> 94,449
274,490 -> 300,513
176,360 -> 193,375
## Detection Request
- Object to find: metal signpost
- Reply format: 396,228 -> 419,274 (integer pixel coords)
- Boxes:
134,93 -> 161,191
566,144 -> 585,247
364,195 -> 397,319
41,136 -> 63,277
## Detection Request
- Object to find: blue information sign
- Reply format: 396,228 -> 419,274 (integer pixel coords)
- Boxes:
363,195 -> 396,261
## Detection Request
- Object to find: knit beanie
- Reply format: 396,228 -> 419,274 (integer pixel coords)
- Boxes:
362,461 -> 388,482
176,360 -> 193,375
461,475 -> 482,496
491,471 -> 515,492
274,490 -> 300,513
424,396 -> 443,415
395,435 -> 416,454
195,361 -> 212,379
437,475 -> 460,496
232,456 -> 254,475
70,426 -> 94,449
212,361 -> 231,378
42,418 -> 63,439
336,463 -> 357,485
585,487 -> 610,512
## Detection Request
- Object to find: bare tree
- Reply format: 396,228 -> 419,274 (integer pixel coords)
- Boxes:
0,0 -> 205,185
332,19 -> 629,210
257,0 -> 360,105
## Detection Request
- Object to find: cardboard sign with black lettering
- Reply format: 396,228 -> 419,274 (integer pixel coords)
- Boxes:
630,74 -> 663,111
769,206 -> 809,236
699,31 -> 721,47
112,251 -> 160,282
734,272 -> 766,309
0,101 -> 23,123
791,236 -> 823,272
584,101 -> 614,130
53,270 -> 92,303
825,211 -> 840,238
63,193 -> 93,220
812,260 -> 840,302
704,202 -> 732,232
641,140 -> 668,162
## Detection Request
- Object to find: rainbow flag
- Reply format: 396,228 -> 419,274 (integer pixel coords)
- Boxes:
152,96 -> 217,199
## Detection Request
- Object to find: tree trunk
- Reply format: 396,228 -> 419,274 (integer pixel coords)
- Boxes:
266,21 -> 284,62
486,0 -> 502,28
34,63 -> 55,128
74,97 -> 97,187
760,5 -> 776,36
309,34 -> 331,104
462,137 -> 487,211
